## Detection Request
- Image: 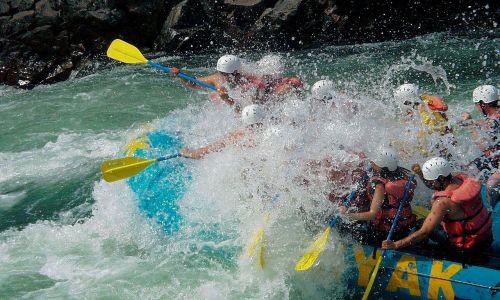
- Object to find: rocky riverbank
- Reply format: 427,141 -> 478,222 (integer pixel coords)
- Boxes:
0,0 -> 497,89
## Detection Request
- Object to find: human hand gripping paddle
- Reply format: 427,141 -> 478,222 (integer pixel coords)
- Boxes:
106,39 -> 218,92
295,189 -> 358,272
361,173 -> 415,300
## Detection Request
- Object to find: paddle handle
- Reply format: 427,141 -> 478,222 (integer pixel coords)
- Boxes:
147,61 -> 218,91
328,190 -> 358,228
156,153 -> 181,162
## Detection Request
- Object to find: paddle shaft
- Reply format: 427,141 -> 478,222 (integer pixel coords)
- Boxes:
147,61 -> 217,91
156,153 -> 181,162
362,174 -> 415,300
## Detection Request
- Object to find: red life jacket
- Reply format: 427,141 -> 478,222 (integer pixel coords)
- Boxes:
266,77 -> 303,95
240,75 -> 266,91
273,77 -> 303,89
367,176 -> 416,234
432,173 -> 492,249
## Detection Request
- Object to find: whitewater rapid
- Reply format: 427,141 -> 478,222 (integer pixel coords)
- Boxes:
0,29 -> 498,299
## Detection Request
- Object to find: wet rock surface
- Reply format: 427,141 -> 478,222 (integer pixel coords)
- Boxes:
0,0 -> 497,88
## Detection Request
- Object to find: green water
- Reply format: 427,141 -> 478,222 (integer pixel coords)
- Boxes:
0,29 -> 498,299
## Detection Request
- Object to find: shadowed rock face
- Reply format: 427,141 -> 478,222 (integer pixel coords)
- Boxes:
0,0 -> 497,88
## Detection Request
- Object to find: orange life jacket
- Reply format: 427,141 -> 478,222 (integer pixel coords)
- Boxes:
421,95 -> 448,112
432,173 -> 492,249
367,176 -> 416,233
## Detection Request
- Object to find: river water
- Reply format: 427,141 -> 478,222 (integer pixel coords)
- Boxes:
0,29 -> 498,299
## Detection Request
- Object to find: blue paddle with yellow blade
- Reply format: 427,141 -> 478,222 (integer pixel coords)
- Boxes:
295,189 -> 358,271
101,154 -> 181,182
361,173 -> 415,300
107,39 -> 218,91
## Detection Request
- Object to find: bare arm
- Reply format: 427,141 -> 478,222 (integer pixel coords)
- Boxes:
178,74 -> 220,90
347,183 -> 385,221
181,130 -> 248,159
383,197 -> 449,249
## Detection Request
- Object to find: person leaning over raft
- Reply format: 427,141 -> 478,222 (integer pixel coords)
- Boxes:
339,147 -> 416,244
256,54 -> 303,101
170,55 -> 266,113
393,84 -> 454,158
461,85 -> 499,208
180,104 -> 266,159
382,157 -> 493,255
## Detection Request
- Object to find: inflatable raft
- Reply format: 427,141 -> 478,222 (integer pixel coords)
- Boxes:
124,130 -> 499,299
338,188 -> 500,299
125,131 -> 189,234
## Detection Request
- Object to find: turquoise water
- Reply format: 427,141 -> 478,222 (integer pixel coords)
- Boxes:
0,29 -> 498,299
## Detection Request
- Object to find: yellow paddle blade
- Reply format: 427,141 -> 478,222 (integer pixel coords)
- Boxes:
361,255 -> 384,300
101,156 -> 156,182
258,245 -> 265,269
245,228 -> 264,257
244,213 -> 270,258
107,39 -> 148,64
295,227 -> 331,272
413,205 -> 430,219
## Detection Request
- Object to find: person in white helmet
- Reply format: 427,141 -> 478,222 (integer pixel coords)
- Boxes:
382,157 -> 492,254
311,80 -> 337,102
310,80 -> 359,116
257,54 -> 303,100
339,147 -> 416,244
170,55 -> 265,111
396,83 -> 452,133
180,104 -> 266,159
461,85 -> 499,206
394,83 -> 453,158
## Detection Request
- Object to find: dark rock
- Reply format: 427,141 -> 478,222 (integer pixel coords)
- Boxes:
224,0 -> 267,6
0,3 -> 10,15
19,25 -> 56,55
0,0 -> 498,89
155,0 -> 216,51
1,10 -> 35,37
34,0 -> 59,25
9,0 -> 34,13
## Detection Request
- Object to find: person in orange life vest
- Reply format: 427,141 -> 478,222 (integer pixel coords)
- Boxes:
395,83 -> 451,133
394,84 -> 453,159
256,55 -> 303,101
461,85 -> 499,207
170,55 -> 266,113
382,157 -> 493,252
180,104 -> 266,159
339,147 -> 416,243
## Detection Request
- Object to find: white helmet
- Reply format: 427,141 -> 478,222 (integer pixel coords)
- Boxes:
257,54 -> 284,77
216,55 -> 241,74
311,80 -> 336,100
242,104 -> 265,126
422,157 -> 452,180
472,85 -> 499,104
394,84 -> 420,103
372,147 -> 398,171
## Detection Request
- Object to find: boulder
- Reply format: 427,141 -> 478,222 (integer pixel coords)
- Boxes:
9,0 -> 34,12
34,0 -> 59,25
0,3 -> 10,15
1,10 -> 35,36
